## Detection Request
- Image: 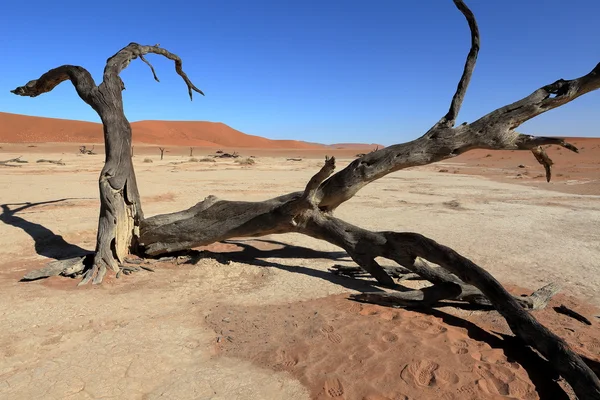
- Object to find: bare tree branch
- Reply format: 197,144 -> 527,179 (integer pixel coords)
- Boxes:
472,62 -> 600,130
10,65 -> 97,103
139,54 -> 160,82
435,0 -> 480,128
316,61 -> 598,211
103,43 -> 204,100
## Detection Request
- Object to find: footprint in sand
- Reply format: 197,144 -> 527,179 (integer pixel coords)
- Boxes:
470,348 -> 505,363
478,363 -> 536,398
425,323 -> 448,336
275,349 -> 298,369
362,394 -> 393,400
508,378 -> 537,400
433,367 -> 460,385
320,325 -> 335,334
349,346 -> 375,362
360,306 -> 380,316
475,364 -> 513,396
450,340 -> 469,355
381,332 -> 399,343
456,384 -> 477,397
401,360 -> 439,387
327,332 -> 342,344
378,310 -> 399,321
408,318 -> 433,331
588,339 -> 600,354
320,326 -> 343,344
324,378 -> 344,397
348,302 -> 363,313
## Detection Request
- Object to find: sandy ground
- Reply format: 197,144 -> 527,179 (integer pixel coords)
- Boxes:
0,144 -> 599,399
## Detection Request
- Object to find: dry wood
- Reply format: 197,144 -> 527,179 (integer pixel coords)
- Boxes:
555,304 -> 593,326
37,159 -> 65,165
11,1 -> 600,396
79,145 -> 96,155
216,152 -> 239,158
0,156 -> 28,167
12,43 -> 203,285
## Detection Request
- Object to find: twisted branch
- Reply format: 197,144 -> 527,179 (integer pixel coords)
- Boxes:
104,42 -> 204,100
435,0 -> 480,128
10,66 -> 97,104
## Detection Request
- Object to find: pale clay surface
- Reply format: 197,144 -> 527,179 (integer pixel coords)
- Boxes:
0,150 -> 598,399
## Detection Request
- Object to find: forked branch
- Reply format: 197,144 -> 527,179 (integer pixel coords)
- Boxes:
315,26 -> 598,212
104,43 -> 204,100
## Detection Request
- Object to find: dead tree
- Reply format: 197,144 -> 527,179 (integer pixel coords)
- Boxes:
189,147 -> 194,157
79,145 -> 96,155
36,159 -> 65,165
12,43 -> 204,285
159,147 -> 165,160
10,2 -> 600,397
0,156 -> 28,167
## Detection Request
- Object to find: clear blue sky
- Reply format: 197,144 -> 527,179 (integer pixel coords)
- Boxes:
1,0 -> 598,145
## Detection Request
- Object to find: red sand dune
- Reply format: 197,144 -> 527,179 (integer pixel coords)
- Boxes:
0,112 -> 380,150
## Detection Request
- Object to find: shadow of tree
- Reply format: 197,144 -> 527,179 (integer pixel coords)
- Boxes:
178,238 -> 388,293
182,238 -> 575,398
412,307 -> 571,399
0,199 -> 92,260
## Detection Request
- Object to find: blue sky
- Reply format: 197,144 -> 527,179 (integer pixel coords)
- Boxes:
1,0 -> 598,145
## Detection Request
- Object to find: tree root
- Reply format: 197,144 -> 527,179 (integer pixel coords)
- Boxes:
20,254 -> 154,283
21,255 -> 90,281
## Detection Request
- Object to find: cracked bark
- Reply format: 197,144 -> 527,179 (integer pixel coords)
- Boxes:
11,43 -> 203,284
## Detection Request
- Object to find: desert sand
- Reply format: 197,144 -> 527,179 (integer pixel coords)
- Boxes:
1,117 -> 600,399
0,112 -> 382,150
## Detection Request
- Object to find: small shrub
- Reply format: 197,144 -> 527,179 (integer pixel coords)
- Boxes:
235,158 -> 255,166
198,157 -> 215,162
143,158 -> 153,163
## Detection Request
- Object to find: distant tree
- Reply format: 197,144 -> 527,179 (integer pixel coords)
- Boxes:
159,147 -> 165,160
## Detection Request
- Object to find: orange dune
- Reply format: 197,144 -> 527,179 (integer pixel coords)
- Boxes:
0,112 -> 380,150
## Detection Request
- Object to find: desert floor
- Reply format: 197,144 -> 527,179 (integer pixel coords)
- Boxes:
0,143 -> 599,400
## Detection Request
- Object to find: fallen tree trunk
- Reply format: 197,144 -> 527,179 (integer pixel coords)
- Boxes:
0,156 -> 28,167
138,157 -> 600,397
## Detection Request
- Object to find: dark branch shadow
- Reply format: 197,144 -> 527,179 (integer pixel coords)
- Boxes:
178,238 -> 388,293
178,239 -> 575,397
0,199 -> 92,260
224,238 -> 350,261
403,307 -> 569,399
